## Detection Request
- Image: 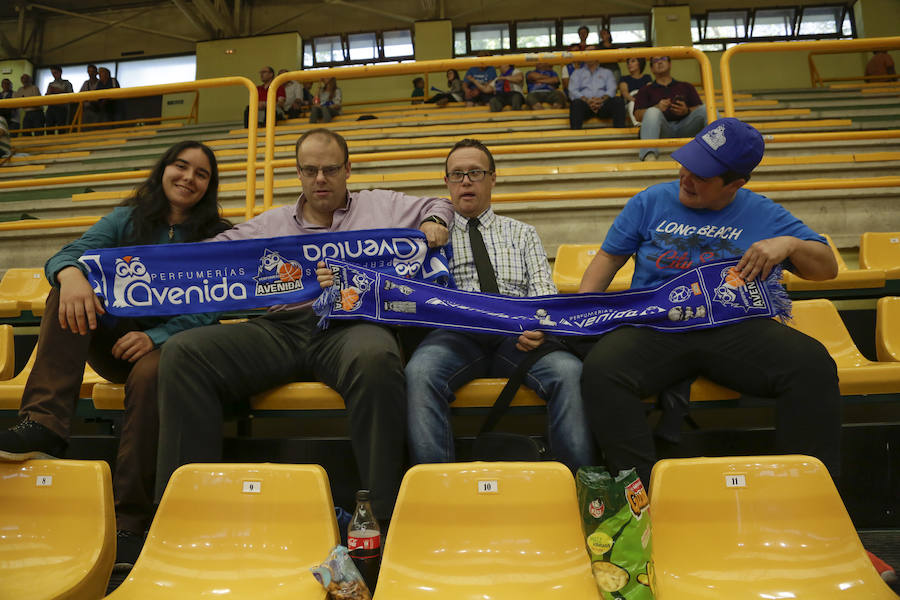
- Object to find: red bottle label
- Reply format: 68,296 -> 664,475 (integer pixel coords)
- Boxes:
348,534 -> 381,551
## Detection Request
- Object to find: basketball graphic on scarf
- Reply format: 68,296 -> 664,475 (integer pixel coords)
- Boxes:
278,260 -> 303,282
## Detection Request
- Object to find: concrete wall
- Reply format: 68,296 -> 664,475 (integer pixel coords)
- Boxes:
195,32 -> 301,124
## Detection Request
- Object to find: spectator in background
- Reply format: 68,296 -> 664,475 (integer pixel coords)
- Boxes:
619,57 -> 652,125
278,69 -> 305,119
45,65 -> 74,134
577,25 -> 590,50
96,67 -> 121,124
488,63 -> 524,112
244,66 -> 285,128
463,60 -> 496,107
634,56 -> 706,161
562,43 -> 583,98
567,52 -> 625,130
310,77 -> 342,123
0,115 -> 11,162
411,77 -> 425,104
80,64 -> 102,124
13,73 -> 43,136
426,69 -> 463,107
0,78 -> 18,134
865,50 -> 897,82
526,62 -> 567,109
598,28 -> 621,83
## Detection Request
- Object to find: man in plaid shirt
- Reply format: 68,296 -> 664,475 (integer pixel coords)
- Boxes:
404,139 -> 596,471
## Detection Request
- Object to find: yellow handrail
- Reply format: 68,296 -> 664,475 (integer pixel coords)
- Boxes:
808,46 -> 900,87
3,175 -> 896,232
264,47 -> 717,210
0,77 -> 259,219
720,36 -> 900,116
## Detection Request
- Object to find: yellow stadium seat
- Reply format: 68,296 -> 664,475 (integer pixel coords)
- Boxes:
0,459 -> 115,600
859,232 -> 900,278
106,463 -> 339,599
649,455 -> 896,599
787,299 -> 900,395
876,296 -> 900,362
0,324 -> 13,380
553,244 -> 634,293
374,462 -> 600,600
0,268 -> 50,317
0,344 -> 110,411
782,234 -> 885,291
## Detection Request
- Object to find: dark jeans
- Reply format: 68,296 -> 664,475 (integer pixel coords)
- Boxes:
21,110 -> 44,135
19,288 -> 159,533
581,319 -> 842,487
489,91 -> 524,112
569,97 -> 626,129
45,105 -> 70,134
156,309 -> 406,521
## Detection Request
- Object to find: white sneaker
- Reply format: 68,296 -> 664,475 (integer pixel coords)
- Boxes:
642,153 -> 658,162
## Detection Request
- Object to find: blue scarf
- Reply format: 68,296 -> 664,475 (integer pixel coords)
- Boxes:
313,257 -> 791,336
80,228 -> 451,317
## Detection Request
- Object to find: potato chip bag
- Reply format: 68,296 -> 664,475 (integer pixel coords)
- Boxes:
310,545 -> 372,600
577,467 -> 653,599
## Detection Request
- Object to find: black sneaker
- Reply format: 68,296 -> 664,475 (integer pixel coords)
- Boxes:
114,530 -> 145,573
0,418 -> 66,461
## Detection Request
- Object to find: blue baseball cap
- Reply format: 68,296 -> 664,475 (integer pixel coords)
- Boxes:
671,117 -> 765,178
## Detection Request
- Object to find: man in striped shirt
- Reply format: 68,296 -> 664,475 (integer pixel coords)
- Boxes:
404,138 -> 596,471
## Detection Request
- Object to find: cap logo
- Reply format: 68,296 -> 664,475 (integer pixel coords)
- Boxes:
702,125 -> 727,150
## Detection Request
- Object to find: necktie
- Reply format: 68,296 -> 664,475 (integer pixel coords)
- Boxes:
468,217 -> 499,294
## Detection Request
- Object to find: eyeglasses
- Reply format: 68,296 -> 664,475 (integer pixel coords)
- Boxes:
298,164 -> 344,178
446,169 -> 493,183
650,58 -> 669,64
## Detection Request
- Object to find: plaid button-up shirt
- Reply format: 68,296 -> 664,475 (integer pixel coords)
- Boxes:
450,207 -> 557,297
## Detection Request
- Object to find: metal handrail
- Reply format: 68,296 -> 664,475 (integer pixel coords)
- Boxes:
0,77 -> 259,219
808,46 -> 900,87
264,46 -> 718,210
3,174 -> 896,232
720,36 -> 900,116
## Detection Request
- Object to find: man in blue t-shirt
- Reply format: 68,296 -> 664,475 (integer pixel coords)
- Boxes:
578,118 -> 841,487
463,63 -> 497,106
525,62 -> 567,109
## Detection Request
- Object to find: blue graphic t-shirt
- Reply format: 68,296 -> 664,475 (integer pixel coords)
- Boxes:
602,181 -> 827,289
464,66 -> 497,89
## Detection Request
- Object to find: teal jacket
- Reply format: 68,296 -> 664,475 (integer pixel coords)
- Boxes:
45,205 -> 221,347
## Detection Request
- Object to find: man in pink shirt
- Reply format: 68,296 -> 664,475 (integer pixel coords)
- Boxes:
156,129 -> 452,525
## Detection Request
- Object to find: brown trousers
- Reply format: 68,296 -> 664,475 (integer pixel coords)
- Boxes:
20,288 -> 158,534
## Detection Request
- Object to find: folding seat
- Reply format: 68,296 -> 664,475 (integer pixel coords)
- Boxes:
782,234 -> 885,291
650,455 -> 896,599
0,268 -> 51,318
788,298 -> 900,394
106,463 -> 339,599
0,459 -> 115,599
0,324 -> 13,380
552,244 -> 634,293
0,343 -> 109,411
860,232 -> 900,278
374,461 -> 600,599
876,296 -> 900,362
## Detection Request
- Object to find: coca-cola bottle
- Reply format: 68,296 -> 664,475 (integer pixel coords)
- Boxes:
347,489 -> 381,593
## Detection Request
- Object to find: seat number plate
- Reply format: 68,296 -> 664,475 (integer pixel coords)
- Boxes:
478,480 -> 499,493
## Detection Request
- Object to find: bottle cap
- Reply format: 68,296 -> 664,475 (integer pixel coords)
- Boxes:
356,489 -> 370,502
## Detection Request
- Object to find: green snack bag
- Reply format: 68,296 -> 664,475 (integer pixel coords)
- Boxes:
576,467 -> 653,599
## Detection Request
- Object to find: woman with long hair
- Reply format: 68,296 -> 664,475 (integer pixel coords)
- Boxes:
426,69 -> 463,107
0,139 -> 231,571
310,76 -> 343,123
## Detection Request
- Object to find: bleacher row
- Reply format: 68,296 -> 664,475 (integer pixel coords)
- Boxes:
4,457 -> 895,598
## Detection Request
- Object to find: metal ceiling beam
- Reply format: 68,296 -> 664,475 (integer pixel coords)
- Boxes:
28,2 -> 199,42
0,30 -> 17,58
254,4 -> 318,36
193,0 -> 236,37
43,7 -> 155,54
324,0 -> 417,24
171,0 -> 216,38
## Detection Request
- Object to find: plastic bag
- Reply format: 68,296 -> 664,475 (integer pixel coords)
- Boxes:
310,545 -> 372,600
576,467 -> 653,599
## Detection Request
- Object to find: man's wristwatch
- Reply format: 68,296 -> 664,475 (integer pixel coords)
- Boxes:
420,215 -> 447,228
